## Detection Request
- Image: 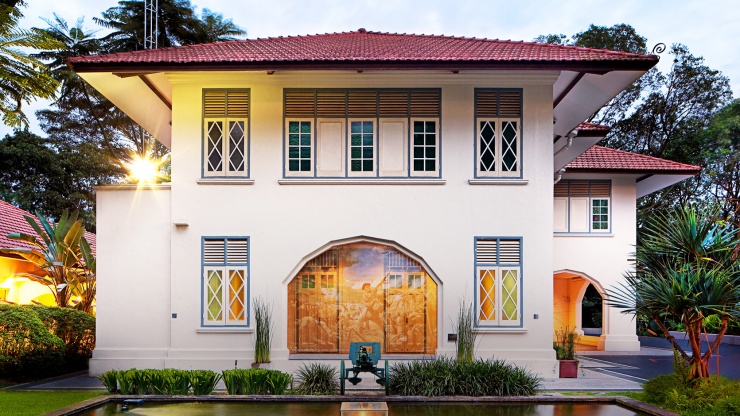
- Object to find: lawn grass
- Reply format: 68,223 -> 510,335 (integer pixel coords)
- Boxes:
0,390 -> 105,416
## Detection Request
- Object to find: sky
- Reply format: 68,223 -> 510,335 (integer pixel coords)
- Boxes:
4,0 -> 739,137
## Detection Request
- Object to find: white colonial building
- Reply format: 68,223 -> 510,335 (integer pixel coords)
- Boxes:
68,30 -> 699,377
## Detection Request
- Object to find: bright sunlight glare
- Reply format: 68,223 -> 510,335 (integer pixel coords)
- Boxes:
127,154 -> 160,184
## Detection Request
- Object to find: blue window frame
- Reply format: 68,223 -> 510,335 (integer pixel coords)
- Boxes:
202,237 -> 250,327
474,237 -> 522,327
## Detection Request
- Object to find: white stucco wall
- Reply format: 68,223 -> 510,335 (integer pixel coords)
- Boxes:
553,173 -> 640,351
93,70 -> 564,376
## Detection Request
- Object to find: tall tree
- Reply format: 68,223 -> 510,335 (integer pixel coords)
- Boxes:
0,1 -> 60,128
608,206 -> 740,380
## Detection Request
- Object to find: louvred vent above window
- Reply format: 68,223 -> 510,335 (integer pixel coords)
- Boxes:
475,90 -> 522,118
204,90 -> 249,118
475,238 -> 521,264
499,239 -> 521,264
283,89 -> 441,118
204,238 -> 248,264
203,239 -> 225,264
475,239 -> 498,263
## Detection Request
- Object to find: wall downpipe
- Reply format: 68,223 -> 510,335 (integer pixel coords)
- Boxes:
554,168 -> 566,184
554,129 -> 578,157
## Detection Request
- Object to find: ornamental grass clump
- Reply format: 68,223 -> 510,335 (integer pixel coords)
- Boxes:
553,327 -> 579,360
293,363 -> 338,395
222,368 -> 292,395
149,369 -> 190,395
253,298 -> 273,365
389,356 -> 540,397
453,301 -> 477,364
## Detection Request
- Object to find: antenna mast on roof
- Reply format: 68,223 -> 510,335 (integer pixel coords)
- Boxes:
144,0 -> 158,49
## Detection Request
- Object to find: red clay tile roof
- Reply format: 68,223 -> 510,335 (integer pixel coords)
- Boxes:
68,29 -> 658,72
0,200 -> 96,254
566,146 -> 701,174
577,122 -> 610,132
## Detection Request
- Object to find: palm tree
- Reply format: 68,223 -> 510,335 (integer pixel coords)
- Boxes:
608,205 -> 740,380
0,210 -> 94,312
0,2 -> 61,128
192,9 -> 245,43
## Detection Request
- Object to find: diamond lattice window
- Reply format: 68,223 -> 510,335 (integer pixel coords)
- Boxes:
203,89 -> 249,177
475,238 -> 521,327
202,237 -> 249,326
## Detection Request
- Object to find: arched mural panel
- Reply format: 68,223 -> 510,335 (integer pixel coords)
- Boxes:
288,242 -> 437,354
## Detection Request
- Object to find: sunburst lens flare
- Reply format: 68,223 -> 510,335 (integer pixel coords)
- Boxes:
127,155 -> 161,184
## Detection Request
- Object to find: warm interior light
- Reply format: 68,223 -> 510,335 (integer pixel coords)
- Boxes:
127,154 -> 160,184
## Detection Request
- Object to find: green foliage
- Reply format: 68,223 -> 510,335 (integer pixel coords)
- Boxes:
453,301 -> 476,364
188,370 -> 222,395
148,369 -> 190,395
389,356 -> 540,397
0,1 -> 61,128
641,374 -> 740,416
0,209 -> 95,311
553,327 -> 579,360
97,370 -> 118,393
222,368 -> 292,395
0,304 -> 65,380
116,369 -> 135,395
293,363 -> 338,395
608,205 -> 740,380
253,297 -> 273,364
28,305 -> 95,369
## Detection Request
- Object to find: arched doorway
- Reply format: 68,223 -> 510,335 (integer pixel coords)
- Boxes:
286,238 -> 438,355
553,270 -> 607,350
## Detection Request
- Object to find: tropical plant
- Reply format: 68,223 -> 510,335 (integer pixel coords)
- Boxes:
607,205 -> 740,380
253,297 -> 273,365
0,210 -> 93,311
293,363 -> 338,395
188,370 -> 221,395
0,1 -> 61,128
553,327 -> 579,360
148,369 -> 190,395
98,370 -> 118,393
453,300 -> 476,363
388,356 -> 540,396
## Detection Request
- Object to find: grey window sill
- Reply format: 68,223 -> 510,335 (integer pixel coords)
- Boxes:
197,178 -> 255,185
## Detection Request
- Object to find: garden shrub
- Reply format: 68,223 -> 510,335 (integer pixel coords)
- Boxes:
188,370 -> 222,395
222,368 -> 292,395
293,363 -> 338,395
29,305 -> 95,370
148,369 -> 190,395
389,356 -> 540,396
641,374 -> 740,416
0,304 -> 65,380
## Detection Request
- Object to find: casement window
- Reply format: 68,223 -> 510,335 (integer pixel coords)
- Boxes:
284,89 -> 440,178
202,237 -> 249,326
475,89 -> 522,178
475,238 -> 522,327
203,89 -> 249,177
553,180 -> 611,233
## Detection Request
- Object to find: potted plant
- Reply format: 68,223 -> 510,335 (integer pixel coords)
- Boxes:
554,327 -> 579,378
252,297 -> 273,368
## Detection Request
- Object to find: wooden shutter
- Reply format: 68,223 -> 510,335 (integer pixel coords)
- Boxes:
568,180 -> 590,197
379,119 -> 408,177
226,239 -> 248,264
379,91 -> 409,117
204,90 -> 227,118
316,119 -> 345,177
590,181 -> 611,197
499,239 -> 521,264
553,198 -> 568,232
476,239 -> 498,264
285,90 -> 316,117
410,90 -> 440,117
554,181 -> 569,197
476,90 -> 521,117
348,91 -> 378,117
316,91 -> 346,117
569,197 -> 590,232
203,239 -> 226,264
226,90 -> 249,118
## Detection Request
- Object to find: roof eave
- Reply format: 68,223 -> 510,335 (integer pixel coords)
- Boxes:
68,58 -> 658,74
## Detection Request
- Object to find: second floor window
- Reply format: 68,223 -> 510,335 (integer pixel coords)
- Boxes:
284,89 -> 440,178
475,89 -> 522,178
554,180 -> 611,233
203,89 -> 249,177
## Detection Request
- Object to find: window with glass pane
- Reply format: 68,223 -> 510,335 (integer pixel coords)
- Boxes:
288,120 -> 312,172
592,199 -> 609,231
412,120 -> 437,174
350,121 -> 374,173
202,237 -> 249,326
202,89 -> 249,177
475,89 -> 522,178
475,238 -> 521,327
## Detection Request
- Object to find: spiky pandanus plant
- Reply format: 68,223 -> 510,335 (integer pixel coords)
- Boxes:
1,210 -> 93,311
607,205 -> 740,381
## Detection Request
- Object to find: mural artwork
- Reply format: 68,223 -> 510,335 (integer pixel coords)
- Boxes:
288,242 -> 437,354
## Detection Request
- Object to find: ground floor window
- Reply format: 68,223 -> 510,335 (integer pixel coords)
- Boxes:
287,242 -> 437,354
474,237 -> 522,327
202,237 -> 249,327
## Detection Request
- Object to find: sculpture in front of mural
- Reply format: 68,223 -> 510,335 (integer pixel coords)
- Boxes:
340,342 -> 388,395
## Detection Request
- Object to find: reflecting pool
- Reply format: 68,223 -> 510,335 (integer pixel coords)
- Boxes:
78,401 -> 648,416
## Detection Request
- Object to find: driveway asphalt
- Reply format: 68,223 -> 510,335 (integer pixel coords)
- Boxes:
580,336 -> 740,381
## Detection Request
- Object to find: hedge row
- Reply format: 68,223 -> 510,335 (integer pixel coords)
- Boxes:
0,304 -> 95,381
